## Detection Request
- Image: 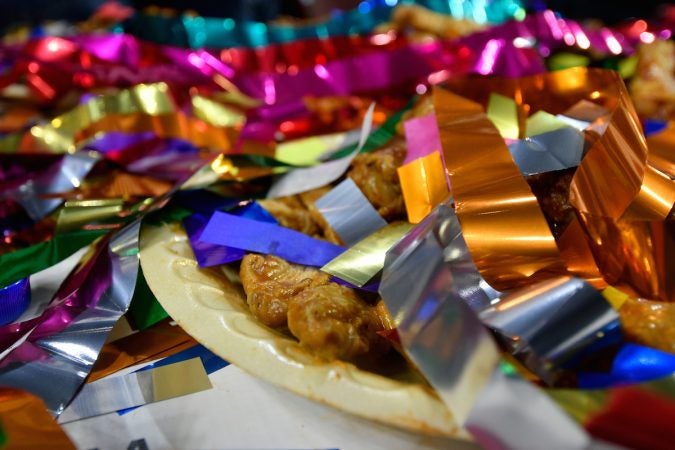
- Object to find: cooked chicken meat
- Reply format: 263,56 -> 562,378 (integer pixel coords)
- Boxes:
239,254 -> 389,360
347,137 -> 407,220
288,283 -> 389,360
257,195 -> 323,239
239,253 -> 330,328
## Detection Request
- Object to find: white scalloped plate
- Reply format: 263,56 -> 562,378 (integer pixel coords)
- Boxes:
139,223 -> 462,437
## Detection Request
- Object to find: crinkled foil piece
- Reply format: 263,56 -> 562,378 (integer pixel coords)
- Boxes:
480,276 -> 620,384
397,151 -> 451,224
0,220 -> 140,415
315,178 -> 387,246
322,221 -> 412,287
508,127 -> 584,175
266,103 -> 374,198
59,357 -> 211,423
4,151 -> 99,220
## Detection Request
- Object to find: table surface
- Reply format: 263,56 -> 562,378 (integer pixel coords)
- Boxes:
62,363 -> 481,450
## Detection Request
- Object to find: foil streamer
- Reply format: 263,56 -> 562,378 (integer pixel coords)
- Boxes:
378,202 -> 608,448
0,220 -> 140,415
266,102 -> 374,198
0,83 -> 235,154
380,201 -> 500,423
2,30 -> 545,112
646,122 -> 675,179
578,344 -> 675,388
184,202 -> 277,268
0,228 -> 107,289
436,68 -> 674,297
2,151 -> 99,220
17,248 -> 89,325
433,86 -> 565,290
322,222 -> 412,287
508,127 -> 584,175
0,388 -> 75,448
218,34 -> 412,73
315,178 -> 387,246
480,276 -> 621,384
55,199 -> 125,234
88,320 -> 197,382
200,212 -> 345,267
402,113 -> 444,165
0,278 -> 30,326
565,70 -> 670,220
398,151 -> 450,223
59,357 -> 211,423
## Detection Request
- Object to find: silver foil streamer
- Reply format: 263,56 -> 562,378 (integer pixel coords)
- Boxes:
379,200 -> 501,423
315,178 -> 387,246
480,276 -> 620,384
6,151 -> 99,220
379,201 -> 614,449
0,220 -> 140,416
58,357 -> 212,423
508,127 -> 584,175
266,103 -> 374,198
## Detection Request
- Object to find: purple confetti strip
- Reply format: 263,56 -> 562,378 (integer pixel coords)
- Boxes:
185,202 -> 278,267
200,211 -> 345,267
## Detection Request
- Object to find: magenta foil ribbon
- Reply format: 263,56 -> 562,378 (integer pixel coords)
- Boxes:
6,11 -> 658,108
0,234 -> 112,353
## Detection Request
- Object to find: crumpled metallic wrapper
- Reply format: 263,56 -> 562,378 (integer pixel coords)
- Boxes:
0,219 -> 140,416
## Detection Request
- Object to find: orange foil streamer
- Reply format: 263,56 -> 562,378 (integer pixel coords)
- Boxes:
646,122 -> 675,179
435,67 -> 674,300
89,320 -> 197,382
432,87 -> 565,290
0,388 -> 75,449
397,151 -> 450,224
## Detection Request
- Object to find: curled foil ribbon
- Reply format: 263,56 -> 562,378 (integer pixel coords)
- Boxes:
433,86 -> 565,290
0,219 -> 140,415
378,201 -> 608,448
435,67 -> 675,300
0,83 -> 236,154
379,68 -> 675,447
